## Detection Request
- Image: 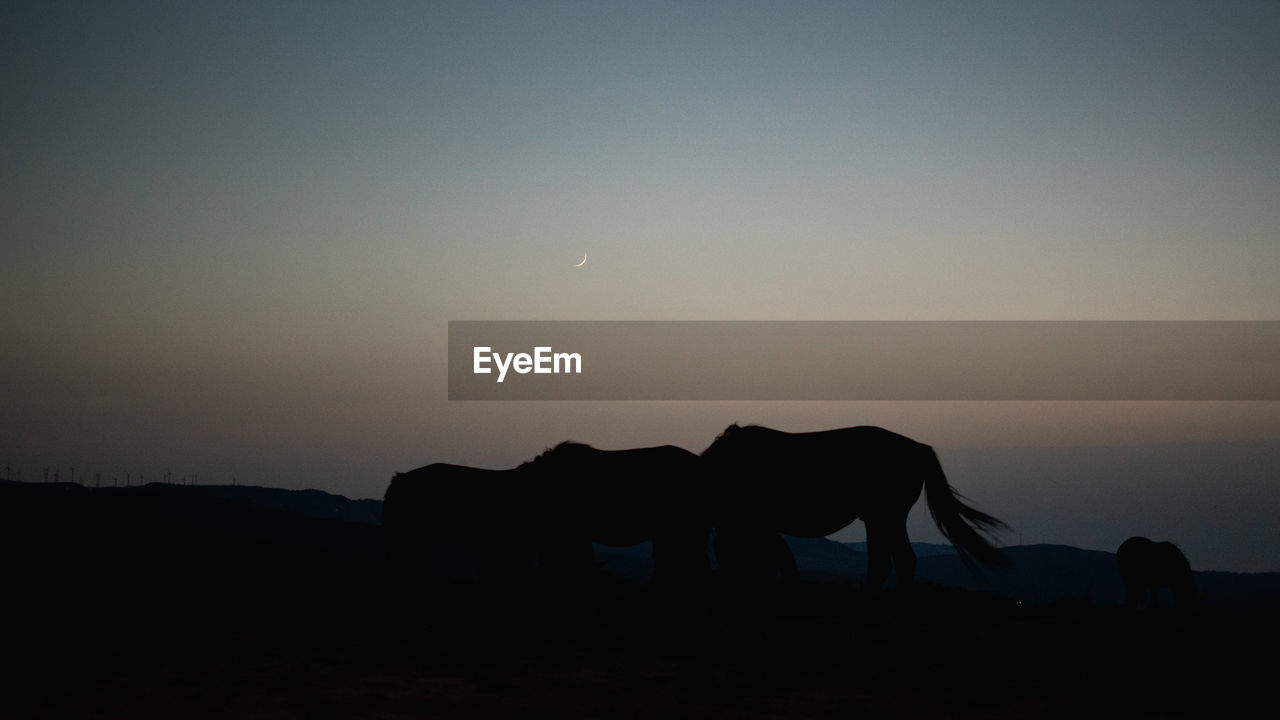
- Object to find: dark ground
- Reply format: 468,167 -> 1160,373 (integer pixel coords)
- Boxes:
3,481 -> 1274,718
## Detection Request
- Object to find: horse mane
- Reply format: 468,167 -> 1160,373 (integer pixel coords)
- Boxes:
708,423 -> 762,447
530,440 -> 593,464
717,422 -> 762,437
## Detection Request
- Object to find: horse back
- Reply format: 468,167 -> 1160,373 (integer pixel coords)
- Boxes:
384,462 -> 534,543
703,425 -> 932,531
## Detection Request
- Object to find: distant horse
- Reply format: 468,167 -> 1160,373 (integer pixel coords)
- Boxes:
702,424 -> 1006,587
1116,536 -> 1196,609
518,441 -> 712,584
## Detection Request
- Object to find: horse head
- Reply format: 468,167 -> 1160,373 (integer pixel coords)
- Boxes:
521,440 -> 596,472
702,423 -> 756,458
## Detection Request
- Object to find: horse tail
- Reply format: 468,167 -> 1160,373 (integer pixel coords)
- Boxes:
920,446 -> 1008,568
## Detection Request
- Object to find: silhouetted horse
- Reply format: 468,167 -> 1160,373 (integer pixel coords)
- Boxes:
1116,536 -> 1196,609
382,462 -> 539,582
713,528 -> 798,584
518,441 -> 712,584
702,424 -> 1006,587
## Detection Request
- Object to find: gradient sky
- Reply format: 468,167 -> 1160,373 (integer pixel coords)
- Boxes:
3,1 -> 1278,571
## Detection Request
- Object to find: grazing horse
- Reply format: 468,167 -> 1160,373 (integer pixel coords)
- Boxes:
518,441 -> 713,584
1116,536 -> 1196,609
702,424 -> 1006,587
382,462 -> 540,582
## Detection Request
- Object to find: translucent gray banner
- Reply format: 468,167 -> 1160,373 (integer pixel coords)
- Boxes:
448,321 -> 1280,400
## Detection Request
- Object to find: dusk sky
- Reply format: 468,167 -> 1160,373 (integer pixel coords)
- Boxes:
3,2 -> 1278,571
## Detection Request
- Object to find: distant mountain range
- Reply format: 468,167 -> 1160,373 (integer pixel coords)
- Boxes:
0,478 -> 382,524
781,537 -> 1280,609
5,480 -> 1278,610
591,536 -> 1280,609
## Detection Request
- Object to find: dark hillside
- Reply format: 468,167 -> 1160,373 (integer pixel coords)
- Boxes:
3,480 -> 1278,718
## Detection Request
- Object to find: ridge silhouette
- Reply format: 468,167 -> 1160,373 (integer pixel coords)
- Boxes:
6,474 -> 1277,717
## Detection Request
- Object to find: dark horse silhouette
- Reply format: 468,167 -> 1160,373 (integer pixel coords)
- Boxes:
702,424 -> 1006,587
383,443 -> 712,588
517,441 -> 712,584
382,462 -> 539,582
1116,536 -> 1196,609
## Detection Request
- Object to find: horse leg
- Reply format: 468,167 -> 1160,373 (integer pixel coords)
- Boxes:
773,532 -> 798,581
888,522 -> 917,587
867,516 -> 914,589
865,520 -> 893,589
653,528 -> 712,586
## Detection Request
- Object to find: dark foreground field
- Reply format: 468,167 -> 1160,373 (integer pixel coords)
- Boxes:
3,481 -> 1274,718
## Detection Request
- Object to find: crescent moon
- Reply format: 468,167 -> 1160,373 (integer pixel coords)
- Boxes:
574,251 -> 588,267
